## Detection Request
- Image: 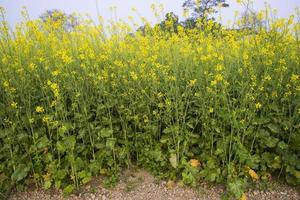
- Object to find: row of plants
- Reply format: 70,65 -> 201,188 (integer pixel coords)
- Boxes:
0,7 -> 300,199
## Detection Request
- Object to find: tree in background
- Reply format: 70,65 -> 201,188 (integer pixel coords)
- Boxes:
182,0 -> 229,19
182,0 -> 229,29
159,12 -> 180,33
40,9 -> 79,31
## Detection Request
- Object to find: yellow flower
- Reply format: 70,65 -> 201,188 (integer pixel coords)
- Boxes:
3,81 -> 9,88
248,169 -> 259,180
216,64 -> 224,71
190,159 -> 201,168
291,74 -> 299,82
11,102 -> 18,109
209,107 -> 214,113
210,80 -> 217,86
257,11 -> 264,21
36,106 -> 44,113
255,102 -> 262,110
239,193 -> 247,200
264,75 -> 271,81
42,116 -> 50,123
188,79 -> 197,87
130,71 -> 138,80
51,70 -> 60,76
215,74 -> 223,81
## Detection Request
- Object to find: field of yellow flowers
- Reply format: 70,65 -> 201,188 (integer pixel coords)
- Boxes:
0,7 -> 300,199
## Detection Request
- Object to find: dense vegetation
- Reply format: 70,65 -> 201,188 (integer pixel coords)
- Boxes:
0,4 -> 300,199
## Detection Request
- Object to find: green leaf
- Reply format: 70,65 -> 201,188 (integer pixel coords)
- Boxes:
99,128 -> 113,138
169,153 -> 178,169
227,179 -> 247,198
55,180 -> 61,189
64,135 -> 76,150
278,141 -> 288,150
267,123 -> 281,134
56,141 -> 66,152
44,180 -> 52,189
160,135 -> 169,144
11,164 -> 30,182
265,137 -> 279,148
37,136 -> 49,149
106,138 -> 116,149
63,184 -> 74,195
82,176 -> 92,184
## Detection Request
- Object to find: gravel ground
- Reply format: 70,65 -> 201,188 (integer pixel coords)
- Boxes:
8,170 -> 300,200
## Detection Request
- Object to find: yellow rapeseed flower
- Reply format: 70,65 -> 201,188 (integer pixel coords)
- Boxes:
248,169 -> 259,180
11,102 -> 18,109
255,102 -> 262,110
190,159 -> 201,168
239,193 -> 247,200
36,106 -> 44,113
264,75 -> 272,81
291,74 -> 299,82
188,79 -> 197,87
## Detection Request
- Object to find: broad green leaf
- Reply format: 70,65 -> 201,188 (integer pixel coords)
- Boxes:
278,141 -> 288,149
64,135 -> 76,150
11,164 -> 30,182
265,137 -> 279,148
63,184 -> 75,195
37,136 -> 49,149
106,138 -> 116,149
228,179 -> 247,198
44,180 -> 52,189
99,128 -> 113,138
267,123 -> 281,134
169,153 -> 178,169
56,141 -> 66,152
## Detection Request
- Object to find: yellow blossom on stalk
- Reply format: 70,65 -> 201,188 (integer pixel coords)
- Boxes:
248,169 -> 259,180
239,193 -> 247,200
36,106 -> 44,113
50,100 -> 57,107
130,71 -> 138,80
255,102 -> 262,110
167,75 -> 176,81
11,102 -> 18,109
211,80 -> 217,86
257,11 -> 264,21
188,79 -> 197,87
42,116 -> 50,123
3,81 -> 9,88
264,75 -> 272,81
209,107 -> 214,113
215,74 -> 223,81
291,74 -> 299,82
165,99 -> 171,106
51,70 -> 60,76
190,159 -> 201,168
29,63 -> 36,71
216,64 -> 224,71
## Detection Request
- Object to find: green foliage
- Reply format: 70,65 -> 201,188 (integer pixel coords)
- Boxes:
0,6 -> 300,200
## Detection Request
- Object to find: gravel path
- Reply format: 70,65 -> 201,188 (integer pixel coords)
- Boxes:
8,170 -> 300,200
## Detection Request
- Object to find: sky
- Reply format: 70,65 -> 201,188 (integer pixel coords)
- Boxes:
1,0 -> 300,28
